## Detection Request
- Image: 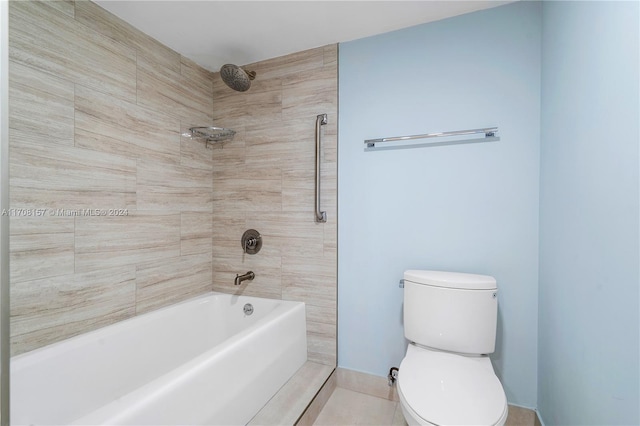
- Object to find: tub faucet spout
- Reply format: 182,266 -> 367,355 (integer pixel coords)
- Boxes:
234,271 -> 255,286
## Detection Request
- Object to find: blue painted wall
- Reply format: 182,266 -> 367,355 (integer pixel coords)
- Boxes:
538,2 -> 640,425
338,2 -> 541,407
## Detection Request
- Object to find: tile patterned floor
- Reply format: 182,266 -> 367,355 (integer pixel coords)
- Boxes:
313,387 -> 406,426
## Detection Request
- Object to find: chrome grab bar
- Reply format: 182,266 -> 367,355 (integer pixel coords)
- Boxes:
315,114 -> 327,223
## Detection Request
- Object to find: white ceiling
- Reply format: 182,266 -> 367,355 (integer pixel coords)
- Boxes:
96,1 -> 512,72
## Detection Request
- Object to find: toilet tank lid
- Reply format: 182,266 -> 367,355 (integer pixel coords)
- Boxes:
404,270 -> 496,290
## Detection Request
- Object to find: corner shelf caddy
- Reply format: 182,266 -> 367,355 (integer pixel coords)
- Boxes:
187,126 -> 236,148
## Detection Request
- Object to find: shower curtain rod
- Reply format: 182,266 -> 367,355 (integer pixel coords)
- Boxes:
364,127 -> 499,150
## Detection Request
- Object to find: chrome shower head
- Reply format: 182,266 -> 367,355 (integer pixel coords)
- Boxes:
220,64 -> 256,92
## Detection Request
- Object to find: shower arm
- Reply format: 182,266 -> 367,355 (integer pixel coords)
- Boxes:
315,114 -> 327,223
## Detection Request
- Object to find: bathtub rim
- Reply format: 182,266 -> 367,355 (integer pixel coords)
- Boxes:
11,291 -> 303,366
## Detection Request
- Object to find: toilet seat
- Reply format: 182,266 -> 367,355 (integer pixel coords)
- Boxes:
398,344 -> 508,426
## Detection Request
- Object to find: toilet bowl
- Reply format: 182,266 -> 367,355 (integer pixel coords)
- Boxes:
398,344 -> 508,426
398,270 -> 508,426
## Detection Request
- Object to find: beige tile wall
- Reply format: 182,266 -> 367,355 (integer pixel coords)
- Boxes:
8,0 -> 214,355
8,0 -> 338,366
210,46 -> 338,366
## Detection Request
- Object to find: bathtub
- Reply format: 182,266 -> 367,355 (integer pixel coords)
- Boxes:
11,292 -> 307,425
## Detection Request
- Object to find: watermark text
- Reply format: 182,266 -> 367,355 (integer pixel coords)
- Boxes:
1,208 -> 129,217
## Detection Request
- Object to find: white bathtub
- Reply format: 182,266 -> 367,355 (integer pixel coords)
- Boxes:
11,292 -> 307,425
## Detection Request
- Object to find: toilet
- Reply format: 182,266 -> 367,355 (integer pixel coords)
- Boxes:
398,270 -> 508,426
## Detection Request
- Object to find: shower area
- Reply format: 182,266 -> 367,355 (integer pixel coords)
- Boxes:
208,47 -> 337,368
5,0 -> 337,423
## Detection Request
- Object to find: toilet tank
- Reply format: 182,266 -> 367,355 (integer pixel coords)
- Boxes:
403,270 -> 498,355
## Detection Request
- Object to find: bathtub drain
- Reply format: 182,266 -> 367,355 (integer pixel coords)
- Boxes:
243,303 -> 254,315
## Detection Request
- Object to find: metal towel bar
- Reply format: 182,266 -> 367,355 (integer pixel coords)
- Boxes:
364,127 -> 499,150
315,114 -> 327,223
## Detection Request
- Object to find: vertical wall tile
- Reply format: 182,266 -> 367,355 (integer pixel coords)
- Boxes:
74,0 -> 181,75
9,61 -> 75,147
282,168 -> 315,212
10,216 -> 75,284
49,0 -> 75,18
75,85 -> 181,164
75,214 -> 181,273
243,47 -> 325,81
9,1 -> 137,102
240,78 -> 284,124
323,44 -> 338,67
181,56 -> 214,94
137,53 -> 213,123
212,44 -> 338,366
11,267 -> 136,355
137,159 -> 213,212
211,135 -> 245,172
10,141 -> 136,210
282,255 -> 337,310
307,333 -> 338,366
212,211 -> 246,244
244,118 -> 315,168
282,67 -> 338,122
212,83 -> 247,122
181,212 -> 213,256
136,254 -> 212,314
